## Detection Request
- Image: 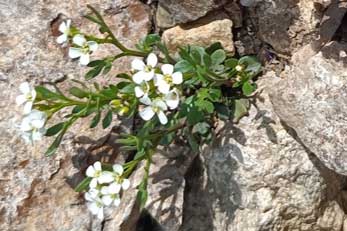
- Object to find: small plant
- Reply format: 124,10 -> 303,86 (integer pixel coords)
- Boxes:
16,5 -> 261,219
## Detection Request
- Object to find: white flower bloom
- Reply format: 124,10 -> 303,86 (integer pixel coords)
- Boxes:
131,53 -> 158,84
56,19 -> 71,44
86,162 -> 113,188
85,191 -> 105,220
155,64 -> 183,94
100,184 -> 122,207
20,110 -> 46,144
164,88 -> 180,110
134,81 -> 150,98
112,164 -> 131,190
69,34 -> 98,65
139,97 -> 168,125
16,82 -> 36,114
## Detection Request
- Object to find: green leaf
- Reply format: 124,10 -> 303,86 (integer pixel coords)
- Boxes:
137,180 -> 148,209
102,110 -> 113,129
175,60 -> 193,73
75,177 -> 92,192
103,63 -> 112,75
225,58 -> 239,69
87,60 -> 104,67
90,112 -> 101,128
193,122 -> 210,135
85,65 -> 103,80
187,132 -> 199,152
45,130 -> 65,156
211,49 -> 226,65
196,100 -> 214,113
205,42 -> 223,55
215,103 -> 230,120
190,46 -> 205,64
239,56 -> 262,77
35,86 -> 64,100
69,87 -> 88,98
242,81 -> 256,96
116,73 -> 132,80
45,122 -> 65,137
231,99 -> 250,123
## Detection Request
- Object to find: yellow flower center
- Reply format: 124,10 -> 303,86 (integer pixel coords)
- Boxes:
164,74 -> 172,84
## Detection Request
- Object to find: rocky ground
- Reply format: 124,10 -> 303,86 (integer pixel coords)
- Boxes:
1,0 -> 347,230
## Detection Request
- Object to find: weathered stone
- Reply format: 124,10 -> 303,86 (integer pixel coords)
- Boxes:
156,0 -> 228,29
181,75 -> 347,230
246,0 -> 327,54
270,42 -> 347,175
0,0 -> 151,230
162,16 -> 234,55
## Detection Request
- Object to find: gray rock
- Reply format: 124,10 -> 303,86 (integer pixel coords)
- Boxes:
156,0 -> 228,28
270,42 -> 347,175
181,75 -> 347,230
0,0 -> 151,230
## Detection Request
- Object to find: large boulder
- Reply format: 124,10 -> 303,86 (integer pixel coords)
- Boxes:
0,0 -> 151,230
270,42 -> 347,175
181,76 -> 347,230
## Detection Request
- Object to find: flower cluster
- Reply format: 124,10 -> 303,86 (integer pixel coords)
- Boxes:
16,82 -> 47,144
57,20 -> 98,66
131,53 -> 182,125
85,161 -> 130,220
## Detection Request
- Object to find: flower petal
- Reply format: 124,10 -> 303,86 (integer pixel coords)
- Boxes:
139,106 -> 155,121
161,64 -> 174,75
108,182 -> 121,194
72,34 -> 86,47
31,118 -> 45,129
89,178 -> 98,188
94,162 -> 102,171
86,165 -> 96,177
58,21 -> 67,33
23,102 -> 33,115
165,90 -> 180,110
68,47 -> 83,59
66,19 -> 71,29
142,70 -> 155,81
139,96 -> 151,105
113,197 -> 121,207
88,202 -> 100,215
19,82 -> 31,94
112,164 -> 124,175
16,95 -> 26,105
134,86 -> 144,98
100,186 -> 109,195
131,59 -> 145,71
147,53 -> 158,68
97,207 -> 104,220
132,71 -> 145,84
157,111 -> 168,125
122,179 -> 130,190
172,72 -> 183,84
153,99 -> 168,111
98,172 -> 114,184
87,41 -> 98,52
157,81 -> 170,94
102,195 -> 113,206
56,34 -> 67,44
32,130 -> 44,141
79,53 -> 90,65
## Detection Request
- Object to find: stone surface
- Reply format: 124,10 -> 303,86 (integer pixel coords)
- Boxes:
181,75 -> 347,230
162,16 -> 235,55
246,0 -> 328,54
270,42 -> 347,175
0,0 -> 151,230
156,0 -> 227,28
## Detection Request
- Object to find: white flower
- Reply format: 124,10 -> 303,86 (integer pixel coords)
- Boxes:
16,82 -> 36,114
112,164 -> 131,190
139,97 -> 168,125
131,53 -> 158,84
86,162 -> 114,188
69,34 -> 98,65
235,65 -> 243,72
56,20 -> 71,44
20,110 -> 46,144
100,184 -> 121,207
155,64 -> 183,94
134,81 -> 150,98
164,88 -> 180,110
85,190 -> 105,220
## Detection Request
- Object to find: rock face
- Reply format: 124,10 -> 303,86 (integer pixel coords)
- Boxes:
246,0 -> 327,54
162,15 -> 234,55
182,76 -> 347,231
270,42 -> 347,175
0,0 -> 151,230
156,0 -> 228,28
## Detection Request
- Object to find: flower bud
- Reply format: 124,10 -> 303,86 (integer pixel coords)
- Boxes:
235,65 -> 244,72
